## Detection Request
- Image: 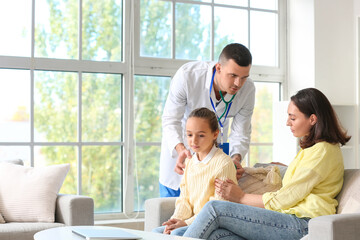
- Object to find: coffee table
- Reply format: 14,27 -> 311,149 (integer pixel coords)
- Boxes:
34,226 -> 201,240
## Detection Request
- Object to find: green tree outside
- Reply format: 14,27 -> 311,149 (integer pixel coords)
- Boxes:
34,0 -> 276,213
34,0 -> 123,213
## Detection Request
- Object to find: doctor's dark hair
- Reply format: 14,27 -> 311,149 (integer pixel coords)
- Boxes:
291,88 -> 351,149
188,108 -> 219,146
219,43 -> 252,67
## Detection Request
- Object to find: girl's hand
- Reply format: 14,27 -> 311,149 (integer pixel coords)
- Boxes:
215,178 -> 245,203
162,218 -> 187,234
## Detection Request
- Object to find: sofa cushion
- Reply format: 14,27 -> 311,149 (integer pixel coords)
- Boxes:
0,222 -> 64,239
0,163 -> 70,222
0,159 -> 24,223
336,169 -> 360,214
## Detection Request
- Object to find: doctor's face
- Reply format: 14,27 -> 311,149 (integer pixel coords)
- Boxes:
215,59 -> 251,95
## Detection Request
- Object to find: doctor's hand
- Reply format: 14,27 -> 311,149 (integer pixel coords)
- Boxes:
174,144 -> 192,175
232,154 -> 245,180
270,161 -> 288,167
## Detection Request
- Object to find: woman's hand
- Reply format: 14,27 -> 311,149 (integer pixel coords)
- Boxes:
215,178 -> 265,208
162,218 -> 187,234
215,178 -> 245,203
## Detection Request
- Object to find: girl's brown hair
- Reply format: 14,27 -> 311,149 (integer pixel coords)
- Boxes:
291,88 -> 351,149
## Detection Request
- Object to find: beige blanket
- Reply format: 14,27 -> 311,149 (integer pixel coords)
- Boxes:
238,166 -> 282,194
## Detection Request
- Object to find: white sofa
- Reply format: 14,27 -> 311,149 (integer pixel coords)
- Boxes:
0,159 -> 94,240
0,194 -> 94,240
145,169 -> 360,240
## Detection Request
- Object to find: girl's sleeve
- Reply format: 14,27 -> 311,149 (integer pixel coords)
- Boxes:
170,160 -> 193,221
184,159 -> 237,226
211,159 -> 238,201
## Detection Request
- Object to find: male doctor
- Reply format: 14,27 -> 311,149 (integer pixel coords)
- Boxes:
159,43 -> 255,197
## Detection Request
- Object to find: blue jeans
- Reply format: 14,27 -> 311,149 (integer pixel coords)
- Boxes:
183,200 -> 310,240
159,182 -> 180,197
152,226 -> 189,236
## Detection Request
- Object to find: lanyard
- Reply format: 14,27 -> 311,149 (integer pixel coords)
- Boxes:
209,68 -> 235,144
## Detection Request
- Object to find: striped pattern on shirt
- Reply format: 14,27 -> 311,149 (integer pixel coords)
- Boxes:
171,148 -> 237,225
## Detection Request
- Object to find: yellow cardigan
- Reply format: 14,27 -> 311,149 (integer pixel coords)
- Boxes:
263,141 -> 344,218
171,147 -> 237,225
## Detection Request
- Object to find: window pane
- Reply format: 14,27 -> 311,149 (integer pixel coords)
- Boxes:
175,3 -> 211,60
251,0 -> 278,11
35,0 -> 78,59
134,75 -> 171,211
83,0 -> 123,61
0,146 -> 30,166
249,145 -> 273,166
214,7 -> 248,59
134,75 -> 171,142
214,0 -> 247,7
34,146 -> 77,194
0,1 -> 31,56
250,11 -> 278,67
134,145 -> 160,211
82,146 -> 122,213
251,82 -> 279,143
140,0 -> 172,58
82,73 -> 122,142
34,71 -> 78,142
0,69 -> 30,142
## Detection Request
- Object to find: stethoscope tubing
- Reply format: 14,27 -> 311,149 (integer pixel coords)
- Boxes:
209,68 -> 235,129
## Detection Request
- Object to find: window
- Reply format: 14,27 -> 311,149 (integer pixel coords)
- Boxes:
0,0 -> 125,216
0,0 -> 285,219
137,0 -> 283,68
134,75 -> 171,210
135,0 -> 285,211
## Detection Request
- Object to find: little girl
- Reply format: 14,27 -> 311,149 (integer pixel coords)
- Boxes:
152,107 -> 237,236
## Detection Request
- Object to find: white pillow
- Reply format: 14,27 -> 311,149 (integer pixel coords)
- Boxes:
0,163 -> 70,222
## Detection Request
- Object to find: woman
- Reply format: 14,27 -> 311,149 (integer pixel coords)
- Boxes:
183,88 -> 351,240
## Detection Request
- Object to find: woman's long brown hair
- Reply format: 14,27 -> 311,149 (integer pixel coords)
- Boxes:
290,88 -> 351,149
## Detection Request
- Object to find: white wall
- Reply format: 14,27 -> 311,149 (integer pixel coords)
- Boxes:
355,0 -> 360,17
288,0 -> 357,105
286,0 -> 359,168
288,0 -> 315,98
273,101 -> 299,165
314,0 -> 356,105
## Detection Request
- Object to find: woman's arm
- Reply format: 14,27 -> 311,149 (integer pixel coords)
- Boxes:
215,178 -> 264,208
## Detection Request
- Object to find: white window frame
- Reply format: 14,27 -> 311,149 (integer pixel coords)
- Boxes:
0,0 -> 287,221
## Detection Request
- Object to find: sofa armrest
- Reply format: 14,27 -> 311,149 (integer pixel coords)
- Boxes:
144,197 -> 177,232
306,213 -> 360,240
55,194 -> 94,226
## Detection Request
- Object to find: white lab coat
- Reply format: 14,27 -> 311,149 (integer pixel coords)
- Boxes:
160,61 -> 255,190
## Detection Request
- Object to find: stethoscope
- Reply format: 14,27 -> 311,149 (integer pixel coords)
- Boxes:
209,68 -> 236,145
